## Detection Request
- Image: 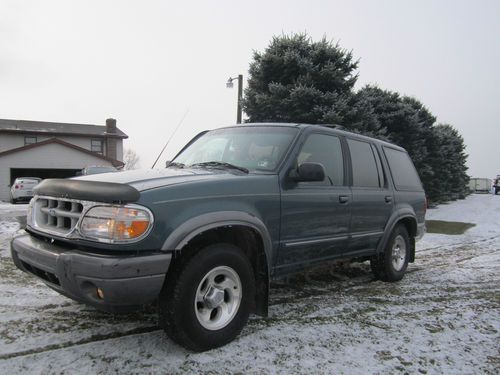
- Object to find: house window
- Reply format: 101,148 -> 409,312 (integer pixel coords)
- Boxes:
91,139 -> 104,154
24,136 -> 37,145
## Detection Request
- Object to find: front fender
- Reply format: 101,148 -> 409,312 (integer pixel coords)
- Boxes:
161,211 -> 273,273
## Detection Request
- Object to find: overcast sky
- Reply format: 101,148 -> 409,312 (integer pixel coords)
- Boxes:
1,0 -> 499,177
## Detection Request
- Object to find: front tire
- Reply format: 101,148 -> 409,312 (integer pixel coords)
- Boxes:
371,224 -> 410,282
159,243 -> 255,352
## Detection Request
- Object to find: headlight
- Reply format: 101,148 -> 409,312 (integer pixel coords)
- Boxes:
80,205 -> 153,242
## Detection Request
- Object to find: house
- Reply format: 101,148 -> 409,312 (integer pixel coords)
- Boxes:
0,118 -> 127,201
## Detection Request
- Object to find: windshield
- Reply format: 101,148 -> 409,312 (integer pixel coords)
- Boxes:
172,126 -> 298,172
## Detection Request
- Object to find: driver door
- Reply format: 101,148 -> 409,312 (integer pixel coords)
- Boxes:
277,133 -> 351,272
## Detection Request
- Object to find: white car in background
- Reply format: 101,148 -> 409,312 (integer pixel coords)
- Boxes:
9,177 -> 42,204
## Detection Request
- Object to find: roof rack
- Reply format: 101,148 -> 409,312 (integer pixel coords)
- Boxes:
315,124 -> 346,131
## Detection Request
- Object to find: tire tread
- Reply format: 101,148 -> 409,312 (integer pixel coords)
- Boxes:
371,224 -> 409,282
159,243 -> 254,351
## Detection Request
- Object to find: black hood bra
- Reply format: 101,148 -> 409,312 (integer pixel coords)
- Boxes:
34,179 -> 140,204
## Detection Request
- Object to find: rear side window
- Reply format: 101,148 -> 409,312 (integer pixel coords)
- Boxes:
347,139 -> 381,188
383,147 -> 423,191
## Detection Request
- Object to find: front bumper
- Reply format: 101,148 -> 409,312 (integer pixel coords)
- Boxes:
11,234 -> 172,312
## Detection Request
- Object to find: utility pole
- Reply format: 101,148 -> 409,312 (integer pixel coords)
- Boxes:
227,74 -> 243,124
236,74 -> 243,124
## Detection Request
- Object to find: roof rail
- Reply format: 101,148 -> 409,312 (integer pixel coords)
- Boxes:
315,124 -> 346,131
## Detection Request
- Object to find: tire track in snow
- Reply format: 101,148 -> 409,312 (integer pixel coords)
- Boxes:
0,326 -> 161,360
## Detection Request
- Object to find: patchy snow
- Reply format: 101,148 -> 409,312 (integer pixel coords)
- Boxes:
0,195 -> 498,374
0,202 -> 29,226
419,193 -> 500,250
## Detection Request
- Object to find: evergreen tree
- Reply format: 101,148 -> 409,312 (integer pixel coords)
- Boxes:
243,33 -> 358,125
243,34 -> 469,204
355,86 -> 435,196
427,124 -> 469,202
355,86 -> 469,203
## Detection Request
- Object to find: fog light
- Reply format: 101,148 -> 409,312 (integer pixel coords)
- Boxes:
96,287 -> 105,299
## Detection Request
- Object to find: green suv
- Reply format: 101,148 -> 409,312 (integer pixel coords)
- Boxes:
11,123 -> 426,351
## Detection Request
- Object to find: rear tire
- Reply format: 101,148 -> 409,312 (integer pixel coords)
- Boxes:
371,224 -> 410,282
159,243 -> 255,352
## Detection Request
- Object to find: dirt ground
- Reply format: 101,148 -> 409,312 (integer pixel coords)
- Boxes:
0,195 -> 498,374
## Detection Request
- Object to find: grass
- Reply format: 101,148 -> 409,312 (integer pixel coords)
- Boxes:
425,220 -> 476,235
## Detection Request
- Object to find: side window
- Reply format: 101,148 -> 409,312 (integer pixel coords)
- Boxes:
24,136 -> 37,145
91,139 -> 104,154
383,147 -> 423,191
372,144 -> 386,187
297,134 -> 344,186
347,139 -> 381,188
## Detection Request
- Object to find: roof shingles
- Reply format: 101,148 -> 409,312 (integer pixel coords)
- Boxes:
0,138 -> 124,168
0,119 -> 127,138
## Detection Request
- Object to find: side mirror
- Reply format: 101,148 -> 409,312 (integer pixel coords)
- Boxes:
165,160 -> 171,167
290,162 -> 325,182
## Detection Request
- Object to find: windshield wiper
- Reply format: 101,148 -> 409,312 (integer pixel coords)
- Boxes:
166,161 -> 185,169
190,161 -> 249,174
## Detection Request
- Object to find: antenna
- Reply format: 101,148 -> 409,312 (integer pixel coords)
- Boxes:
151,109 -> 190,169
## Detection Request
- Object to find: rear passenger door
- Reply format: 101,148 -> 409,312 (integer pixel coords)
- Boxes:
346,139 -> 393,256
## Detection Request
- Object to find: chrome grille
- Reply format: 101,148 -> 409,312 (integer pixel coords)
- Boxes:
32,197 -> 84,235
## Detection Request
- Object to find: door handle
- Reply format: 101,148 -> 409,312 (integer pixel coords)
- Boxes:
339,195 -> 350,204
385,196 -> 393,203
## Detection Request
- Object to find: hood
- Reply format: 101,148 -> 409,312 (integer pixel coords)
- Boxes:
74,167 -> 237,191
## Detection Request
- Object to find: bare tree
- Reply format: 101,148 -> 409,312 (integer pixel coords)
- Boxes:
123,148 -> 141,170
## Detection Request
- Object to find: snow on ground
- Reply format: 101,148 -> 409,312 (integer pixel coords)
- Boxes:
0,195 -> 498,374
0,201 -> 29,219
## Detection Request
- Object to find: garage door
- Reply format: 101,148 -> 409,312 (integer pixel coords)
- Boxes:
10,168 -> 80,185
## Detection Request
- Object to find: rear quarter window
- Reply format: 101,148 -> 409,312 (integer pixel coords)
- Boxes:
383,147 -> 423,191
